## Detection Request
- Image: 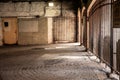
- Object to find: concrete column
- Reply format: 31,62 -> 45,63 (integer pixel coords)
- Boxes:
77,8 -> 81,43
82,9 -> 87,48
47,18 -> 53,44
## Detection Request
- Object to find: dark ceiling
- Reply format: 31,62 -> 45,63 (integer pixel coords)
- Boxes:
0,0 -> 90,9
0,0 -> 89,2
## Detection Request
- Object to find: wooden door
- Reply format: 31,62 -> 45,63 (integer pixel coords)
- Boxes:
53,17 -> 76,43
2,18 -> 18,44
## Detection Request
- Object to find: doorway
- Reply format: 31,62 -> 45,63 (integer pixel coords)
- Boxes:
53,17 -> 76,43
2,18 -> 18,45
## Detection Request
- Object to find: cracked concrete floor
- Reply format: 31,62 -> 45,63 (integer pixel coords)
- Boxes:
0,43 -> 111,80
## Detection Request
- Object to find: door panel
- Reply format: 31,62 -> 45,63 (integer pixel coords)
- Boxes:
53,17 -> 76,43
2,18 -> 18,44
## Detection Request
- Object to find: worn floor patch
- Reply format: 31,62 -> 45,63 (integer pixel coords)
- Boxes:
0,45 -> 110,80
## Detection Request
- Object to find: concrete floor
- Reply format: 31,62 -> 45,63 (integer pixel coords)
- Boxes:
0,43 -> 114,80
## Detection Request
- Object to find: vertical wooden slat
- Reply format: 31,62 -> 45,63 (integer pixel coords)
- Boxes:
89,0 -> 112,65
103,0 -> 111,65
117,40 -> 120,72
113,0 -> 120,72
53,16 -> 76,43
89,16 -> 92,51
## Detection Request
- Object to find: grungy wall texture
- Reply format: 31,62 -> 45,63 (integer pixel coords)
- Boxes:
18,18 -> 48,45
0,1 -> 76,45
0,1 -> 75,17
0,2 -> 46,17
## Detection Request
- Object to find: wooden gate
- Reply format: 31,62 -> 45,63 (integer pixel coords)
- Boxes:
117,40 -> 120,72
53,17 -> 76,43
113,0 -> 120,73
87,0 -> 120,74
89,0 -> 112,65
89,14 -> 93,52
2,18 -> 18,44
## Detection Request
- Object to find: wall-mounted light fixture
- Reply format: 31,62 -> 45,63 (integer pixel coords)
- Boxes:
48,2 -> 54,7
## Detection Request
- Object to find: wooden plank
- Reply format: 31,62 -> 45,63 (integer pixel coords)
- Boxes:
117,40 -> 120,72
53,17 -> 76,43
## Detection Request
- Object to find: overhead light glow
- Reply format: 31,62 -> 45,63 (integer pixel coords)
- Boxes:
48,2 -> 54,7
